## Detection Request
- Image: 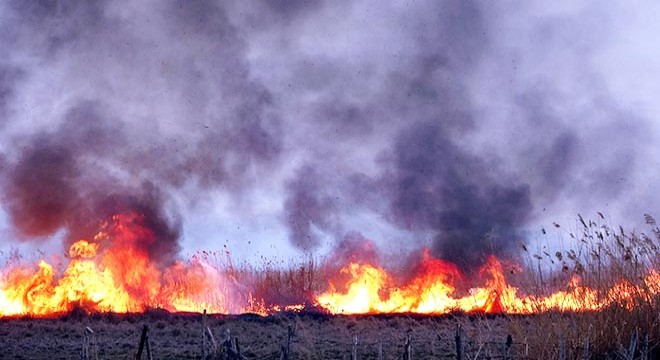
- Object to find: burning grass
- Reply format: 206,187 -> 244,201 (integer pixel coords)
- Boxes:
505,214 -> 660,358
0,214 -> 659,357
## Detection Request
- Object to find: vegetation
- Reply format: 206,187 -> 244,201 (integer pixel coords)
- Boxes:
507,214 -> 659,359
0,215 -> 658,358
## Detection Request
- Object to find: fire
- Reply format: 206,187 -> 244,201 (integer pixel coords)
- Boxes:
317,254 -> 659,315
0,212 -> 235,317
1,217 -> 658,317
317,250 -> 464,314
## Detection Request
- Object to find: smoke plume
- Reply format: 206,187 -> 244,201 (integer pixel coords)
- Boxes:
0,1 -> 657,270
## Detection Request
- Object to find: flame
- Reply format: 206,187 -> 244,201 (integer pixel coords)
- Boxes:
317,250 -> 464,314
317,254 -> 658,315
1,219 -> 658,317
0,212 -> 234,317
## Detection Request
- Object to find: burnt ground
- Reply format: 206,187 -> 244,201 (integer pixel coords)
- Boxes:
0,311 -> 516,359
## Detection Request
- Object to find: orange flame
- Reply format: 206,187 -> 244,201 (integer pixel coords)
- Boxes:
0,212 -> 235,317
317,254 -> 658,315
2,220 -> 658,317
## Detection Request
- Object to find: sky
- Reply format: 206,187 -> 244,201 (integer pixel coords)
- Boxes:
0,1 -> 659,269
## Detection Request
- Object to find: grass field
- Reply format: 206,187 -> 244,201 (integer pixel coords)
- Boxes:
0,311 -> 513,359
0,216 -> 658,359
0,310 -> 656,359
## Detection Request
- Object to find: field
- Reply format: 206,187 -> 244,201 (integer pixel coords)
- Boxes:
0,310 -> 656,360
0,311 -> 518,360
1,216 -> 658,359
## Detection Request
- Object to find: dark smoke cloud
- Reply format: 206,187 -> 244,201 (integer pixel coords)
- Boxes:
329,232 -> 379,266
267,0 -> 655,267
276,0 -> 533,266
97,187 -> 182,266
386,122 -> 532,268
0,0 -> 657,270
5,101 -> 121,238
2,100 -> 181,263
7,141 -> 79,237
0,1 -> 281,262
284,165 -> 339,251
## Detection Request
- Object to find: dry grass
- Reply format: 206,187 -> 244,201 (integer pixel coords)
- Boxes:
193,214 -> 660,358
0,312 -> 508,359
242,258 -> 324,309
1,215 -> 658,358
506,214 -> 660,359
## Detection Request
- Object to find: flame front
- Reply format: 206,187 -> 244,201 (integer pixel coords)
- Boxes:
317,250 -> 464,314
0,212 -> 235,316
317,255 -> 659,315
1,218 -> 658,317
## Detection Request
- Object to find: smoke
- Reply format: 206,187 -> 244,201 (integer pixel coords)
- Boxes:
3,100 -> 179,263
284,164 -> 339,251
269,0 -> 535,266
253,0 -> 656,267
0,1 -> 282,262
386,122 -> 532,268
0,1 -> 658,270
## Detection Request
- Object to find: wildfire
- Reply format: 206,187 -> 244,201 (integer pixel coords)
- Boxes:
317,254 -> 659,315
317,250 -> 464,314
0,212 -> 234,317
1,215 -> 658,318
